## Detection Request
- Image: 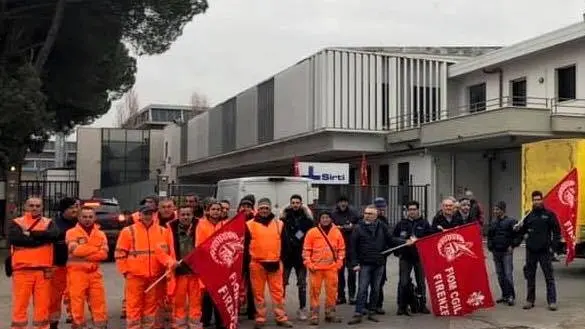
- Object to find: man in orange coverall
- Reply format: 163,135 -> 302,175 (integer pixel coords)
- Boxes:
115,204 -> 178,329
244,198 -> 293,329
7,196 -> 60,329
65,206 -> 109,329
302,211 -> 345,325
155,198 -> 177,328
167,203 -> 202,329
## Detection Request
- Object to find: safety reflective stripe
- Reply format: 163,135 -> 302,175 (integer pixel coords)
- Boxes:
115,248 -> 129,259
128,250 -> 154,256
10,320 -> 27,328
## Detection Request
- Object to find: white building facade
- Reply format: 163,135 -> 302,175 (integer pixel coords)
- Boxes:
176,21 -> 585,219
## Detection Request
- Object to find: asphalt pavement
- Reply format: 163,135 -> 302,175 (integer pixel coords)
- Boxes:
1,247 -> 585,329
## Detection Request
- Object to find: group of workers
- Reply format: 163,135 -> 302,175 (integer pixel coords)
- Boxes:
6,188 -> 564,329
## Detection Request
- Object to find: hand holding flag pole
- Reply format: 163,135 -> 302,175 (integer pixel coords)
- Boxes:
144,259 -> 183,293
381,237 -> 417,255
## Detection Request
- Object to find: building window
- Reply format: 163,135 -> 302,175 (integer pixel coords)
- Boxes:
100,129 -> 150,188
164,141 -> 168,160
151,108 -> 182,122
510,78 -> 527,107
556,65 -> 576,101
468,83 -> 486,112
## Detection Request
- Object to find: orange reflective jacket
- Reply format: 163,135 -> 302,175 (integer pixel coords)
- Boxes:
246,218 -> 283,262
195,217 -> 226,247
303,225 -> 345,271
65,223 -> 108,272
11,215 -> 54,270
115,221 -> 173,278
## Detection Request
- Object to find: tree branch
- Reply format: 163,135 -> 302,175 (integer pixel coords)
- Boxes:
34,0 -> 66,72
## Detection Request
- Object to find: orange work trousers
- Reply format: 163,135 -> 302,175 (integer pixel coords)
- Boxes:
11,269 -> 52,329
309,269 -> 338,318
249,261 -> 288,324
125,275 -> 160,329
172,274 -> 203,329
155,280 -> 171,329
67,269 -> 108,329
49,266 -> 72,324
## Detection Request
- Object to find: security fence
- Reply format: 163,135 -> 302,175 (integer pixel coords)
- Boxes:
18,180 -> 80,218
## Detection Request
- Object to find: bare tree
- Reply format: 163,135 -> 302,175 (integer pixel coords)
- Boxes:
190,90 -> 209,110
115,87 -> 140,127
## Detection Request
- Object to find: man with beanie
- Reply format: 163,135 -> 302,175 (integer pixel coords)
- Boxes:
245,197 -> 293,329
50,197 -> 79,328
280,194 -> 314,320
330,196 -> 360,305
487,201 -> 518,306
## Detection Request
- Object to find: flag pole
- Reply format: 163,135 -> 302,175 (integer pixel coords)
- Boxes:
381,243 -> 410,255
144,259 -> 183,293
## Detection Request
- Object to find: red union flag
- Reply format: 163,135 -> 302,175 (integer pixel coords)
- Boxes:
416,223 -> 494,316
359,154 -> 368,188
188,212 -> 246,329
543,168 -> 579,265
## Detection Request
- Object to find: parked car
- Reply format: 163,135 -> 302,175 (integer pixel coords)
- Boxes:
81,198 -> 129,261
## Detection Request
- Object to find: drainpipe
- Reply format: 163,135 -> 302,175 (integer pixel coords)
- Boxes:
482,68 -> 503,107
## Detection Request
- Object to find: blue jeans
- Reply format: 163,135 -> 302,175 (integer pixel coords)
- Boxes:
355,264 -> 385,315
493,250 -> 515,300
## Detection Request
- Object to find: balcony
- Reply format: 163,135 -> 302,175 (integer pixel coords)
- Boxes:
387,96 -> 585,150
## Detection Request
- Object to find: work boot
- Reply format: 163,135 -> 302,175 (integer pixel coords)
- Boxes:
347,314 -> 362,325
276,320 -> 293,328
325,311 -> 342,323
309,318 -> 319,326
548,303 -> 558,311
523,302 -> 534,310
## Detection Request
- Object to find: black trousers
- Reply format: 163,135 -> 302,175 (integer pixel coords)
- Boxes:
524,250 -> 557,304
337,256 -> 357,301
202,292 -> 223,328
397,258 -> 426,308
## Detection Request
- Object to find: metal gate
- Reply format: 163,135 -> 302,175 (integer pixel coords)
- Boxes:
168,184 -> 217,198
18,180 -> 80,218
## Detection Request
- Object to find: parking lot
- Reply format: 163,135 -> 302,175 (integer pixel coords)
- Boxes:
1,247 -> 585,329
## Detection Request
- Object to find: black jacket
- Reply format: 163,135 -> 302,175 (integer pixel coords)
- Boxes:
392,217 -> 432,261
350,220 -> 400,267
487,215 -> 518,252
52,214 -> 77,266
331,206 -> 360,242
168,219 -> 198,276
280,206 -> 314,266
517,207 -> 562,253
7,217 -> 60,267
431,211 -> 465,232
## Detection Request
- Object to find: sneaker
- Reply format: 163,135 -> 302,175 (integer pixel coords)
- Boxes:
276,320 -> 294,328
347,315 -> 362,325
507,299 -> 515,306
297,309 -> 308,321
523,302 -> 534,310
548,303 -> 558,311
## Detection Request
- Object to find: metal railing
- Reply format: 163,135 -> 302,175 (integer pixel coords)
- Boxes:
17,180 -> 80,218
387,96 -> 585,132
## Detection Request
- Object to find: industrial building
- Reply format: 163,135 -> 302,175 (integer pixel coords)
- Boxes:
169,21 -> 585,218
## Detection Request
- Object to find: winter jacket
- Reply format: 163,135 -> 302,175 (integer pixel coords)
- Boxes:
167,219 -> 198,275
350,220 -> 400,267
431,210 -> 465,232
516,207 -> 562,253
53,213 -> 78,266
280,206 -> 314,266
487,215 -> 518,252
391,217 -> 432,261
331,206 -> 360,242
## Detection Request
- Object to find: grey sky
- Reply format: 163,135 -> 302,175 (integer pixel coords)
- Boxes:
90,0 -> 585,127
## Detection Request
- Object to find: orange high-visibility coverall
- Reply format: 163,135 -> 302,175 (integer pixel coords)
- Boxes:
302,225 -> 345,321
115,221 -> 175,329
49,267 -> 72,325
66,223 -> 109,329
8,214 -> 58,329
167,220 -> 202,329
246,218 -> 289,325
155,220 -> 174,329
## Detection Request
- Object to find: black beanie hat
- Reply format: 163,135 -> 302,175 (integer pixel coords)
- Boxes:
242,194 -> 256,205
59,197 -> 77,213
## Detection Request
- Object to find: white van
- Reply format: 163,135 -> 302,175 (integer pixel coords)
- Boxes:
216,176 -> 315,217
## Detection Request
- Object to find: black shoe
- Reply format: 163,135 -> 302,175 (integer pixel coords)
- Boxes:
349,298 -> 356,305
507,299 -> 515,306
396,307 -> 410,316
336,298 -> 347,305
374,308 -> 385,315
367,314 -> 380,322
50,323 -> 58,329
523,302 -> 534,310
347,315 -> 362,325
496,298 -> 507,304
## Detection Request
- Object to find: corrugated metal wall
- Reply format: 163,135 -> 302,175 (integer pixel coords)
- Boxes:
257,78 -> 274,144
222,97 -> 237,153
236,88 -> 258,149
208,106 -> 223,156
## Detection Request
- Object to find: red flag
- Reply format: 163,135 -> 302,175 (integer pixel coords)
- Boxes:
415,223 -> 494,316
293,156 -> 301,177
543,168 -> 578,265
187,212 -> 247,329
359,154 -> 368,188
